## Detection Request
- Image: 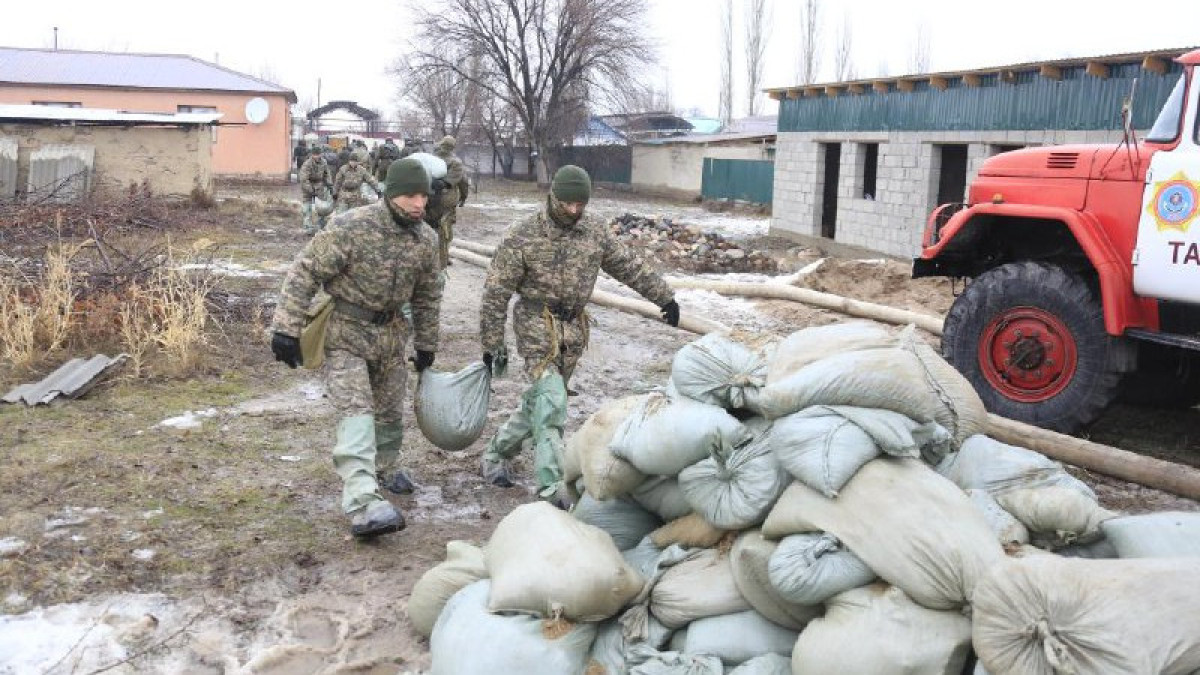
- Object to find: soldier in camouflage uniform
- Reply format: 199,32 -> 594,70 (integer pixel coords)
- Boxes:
478,165 -> 681,507
432,135 -> 466,269
299,146 -> 334,233
332,155 -> 382,212
373,138 -> 402,181
271,157 -> 443,538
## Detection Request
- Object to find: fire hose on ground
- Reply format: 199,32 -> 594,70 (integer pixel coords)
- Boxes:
448,239 -> 1200,502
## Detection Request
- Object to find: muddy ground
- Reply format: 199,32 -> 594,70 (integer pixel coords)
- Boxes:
1,179 -> 1197,673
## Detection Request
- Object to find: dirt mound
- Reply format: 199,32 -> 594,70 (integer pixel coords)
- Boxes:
794,258 -> 956,316
610,213 -> 778,274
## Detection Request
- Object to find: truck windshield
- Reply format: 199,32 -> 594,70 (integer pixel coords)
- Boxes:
1147,75 -> 1186,143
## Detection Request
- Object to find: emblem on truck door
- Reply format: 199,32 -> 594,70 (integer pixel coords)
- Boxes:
1147,171 -> 1200,232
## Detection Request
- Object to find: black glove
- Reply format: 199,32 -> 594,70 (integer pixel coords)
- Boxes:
410,350 -> 435,372
660,300 -> 680,327
431,178 -> 448,193
457,197 -> 467,207
271,332 -> 301,369
483,352 -> 494,373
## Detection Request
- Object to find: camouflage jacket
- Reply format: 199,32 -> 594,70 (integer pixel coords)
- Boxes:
479,207 -> 674,353
333,163 -> 380,201
433,150 -> 466,211
273,201 -> 442,353
299,157 -> 332,199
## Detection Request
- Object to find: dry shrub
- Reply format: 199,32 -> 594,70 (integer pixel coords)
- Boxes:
0,242 -> 81,368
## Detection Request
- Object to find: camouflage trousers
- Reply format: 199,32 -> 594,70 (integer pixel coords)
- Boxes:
322,317 -> 409,513
436,207 -> 456,269
483,300 -> 587,494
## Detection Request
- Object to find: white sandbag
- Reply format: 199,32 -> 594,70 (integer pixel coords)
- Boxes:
414,362 -> 491,451
609,393 -> 751,476
762,458 -> 1005,610
622,537 -> 665,579
588,614 -> 674,675
753,327 -> 987,445
431,580 -> 596,675
574,493 -> 663,551
629,651 -> 723,675
937,434 -> 1095,498
995,485 -> 1115,549
1101,511 -> 1200,558
768,405 -> 951,498
619,545 -> 703,644
682,610 -> 799,665
678,432 -> 789,530
408,151 -> 448,179
965,489 -> 1030,545
631,477 -> 693,522
408,541 -> 488,637
487,502 -> 643,621
791,584 -> 972,675
568,396 -> 649,499
766,321 -> 896,384
650,549 -> 751,628
726,654 -> 792,675
671,333 -> 767,410
972,556 -> 1200,675
767,533 -> 877,606
729,530 -> 822,631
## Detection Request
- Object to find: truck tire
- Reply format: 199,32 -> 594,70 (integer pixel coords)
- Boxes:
942,261 -> 1134,434
1119,343 -> 1200,409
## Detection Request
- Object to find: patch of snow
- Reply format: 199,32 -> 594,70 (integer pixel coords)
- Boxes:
156,408 -> 219,430
0,537 -> 27,558
278,455 -> 302,462
132,549 -> 155,561
142,508 -> 164,519
176,261 -> 273,278
299,382 -> 325,401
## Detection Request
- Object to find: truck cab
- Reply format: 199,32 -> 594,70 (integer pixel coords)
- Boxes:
913,49 -> 1200,433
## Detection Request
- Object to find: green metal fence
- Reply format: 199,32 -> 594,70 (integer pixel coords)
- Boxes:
702,158 -> 775,205
559,146 -> 632,184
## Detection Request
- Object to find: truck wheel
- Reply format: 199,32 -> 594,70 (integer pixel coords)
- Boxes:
942,261 -> 1134,434
1119,343 -> 1200,409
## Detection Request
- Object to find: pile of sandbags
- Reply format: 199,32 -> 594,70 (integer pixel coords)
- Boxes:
411,323 -> 1200,675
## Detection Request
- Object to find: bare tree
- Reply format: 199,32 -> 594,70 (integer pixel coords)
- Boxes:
406,0 -> 656,183
909,23 -> 932,74
833,12 -> 855,81
744,0 -> 771,116
797,0 -> 821,85
389,53 -> 483,139
719,0 -> 734,125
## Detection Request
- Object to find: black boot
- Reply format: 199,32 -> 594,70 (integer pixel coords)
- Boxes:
381,470 -> 416,495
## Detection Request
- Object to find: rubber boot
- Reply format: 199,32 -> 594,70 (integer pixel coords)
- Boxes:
482,396 -> 533,487
375,420 -> 415,495
332,414 -> 385,515
528,371 -> 569,498
350,499 -> 404,538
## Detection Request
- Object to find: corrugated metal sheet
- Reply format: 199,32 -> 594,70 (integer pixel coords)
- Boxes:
2,354 -> 127,405
702,158 -> 775,205
27,144 -> 94,203
0,104 -> 222,125
779,62 -> 1181,133
0,137 -> 15,201
0,47 -> 294,100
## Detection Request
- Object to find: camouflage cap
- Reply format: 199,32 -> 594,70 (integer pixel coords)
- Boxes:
436,135 -> 456,152
385,157 -> 431,198
551,165 -> 591,203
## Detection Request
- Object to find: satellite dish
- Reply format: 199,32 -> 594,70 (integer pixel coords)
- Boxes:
244,97 -> 270,124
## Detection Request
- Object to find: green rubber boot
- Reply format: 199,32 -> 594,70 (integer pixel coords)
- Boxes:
332,414 -> 385,514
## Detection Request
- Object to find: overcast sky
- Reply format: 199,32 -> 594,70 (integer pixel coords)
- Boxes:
5,0 -> 1200,120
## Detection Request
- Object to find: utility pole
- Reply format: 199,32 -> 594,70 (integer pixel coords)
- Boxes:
53,27 -> 58,50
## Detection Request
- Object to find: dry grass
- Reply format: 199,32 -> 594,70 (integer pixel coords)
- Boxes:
0,238 -> 219,380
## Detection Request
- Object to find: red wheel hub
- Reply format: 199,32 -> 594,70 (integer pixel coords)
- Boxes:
978,307 -> 1077,403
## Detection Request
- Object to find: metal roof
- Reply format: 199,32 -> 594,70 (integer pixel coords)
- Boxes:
637,131 -> 775,145
0,47 -> 296,102
3,354 -> 127,405
0,104 -> 222,125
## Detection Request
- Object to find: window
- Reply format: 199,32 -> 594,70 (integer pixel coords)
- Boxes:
1147,75 -> 1185,143
32,101 -> 81,108
178,105 -> 218,114
859,143 -> 879,200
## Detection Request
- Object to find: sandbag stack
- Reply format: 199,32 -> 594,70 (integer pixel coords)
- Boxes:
413,323 -> 1200,675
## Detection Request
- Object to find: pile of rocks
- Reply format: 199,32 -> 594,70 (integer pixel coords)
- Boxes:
609,213 -> 777,274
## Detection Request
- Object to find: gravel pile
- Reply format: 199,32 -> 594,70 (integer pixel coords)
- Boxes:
610,213 -> 777,274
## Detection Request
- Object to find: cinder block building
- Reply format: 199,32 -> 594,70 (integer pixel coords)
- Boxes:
767,47 -> 1191,258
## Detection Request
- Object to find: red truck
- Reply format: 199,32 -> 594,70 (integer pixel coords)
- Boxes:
913,48 -> 1200,433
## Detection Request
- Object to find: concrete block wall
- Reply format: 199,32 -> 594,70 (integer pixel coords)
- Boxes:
771,128 -> 1132,259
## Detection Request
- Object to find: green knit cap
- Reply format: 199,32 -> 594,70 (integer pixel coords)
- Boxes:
551,165 -> 591,203
385,157 -> 431,199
